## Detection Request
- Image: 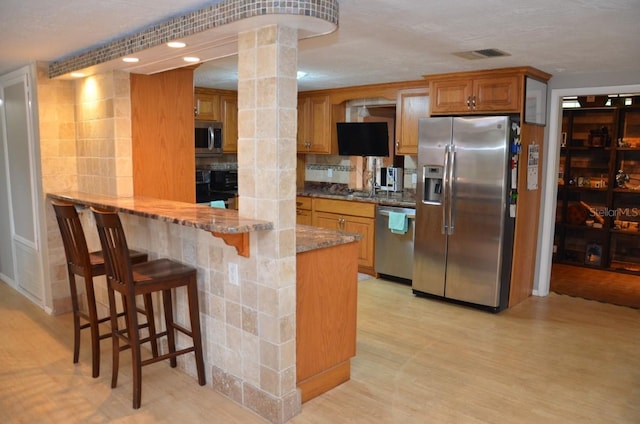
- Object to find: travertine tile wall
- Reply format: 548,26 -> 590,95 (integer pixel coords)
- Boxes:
38,43 -> 302,421
74,71 -> 133,197
39,68 -> 137,313
36,62 -> 79,313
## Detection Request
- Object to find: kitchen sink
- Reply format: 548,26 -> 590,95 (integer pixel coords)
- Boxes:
347,191 -> 374,198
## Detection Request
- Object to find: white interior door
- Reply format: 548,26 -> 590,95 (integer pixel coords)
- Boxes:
0,69 -> 43,303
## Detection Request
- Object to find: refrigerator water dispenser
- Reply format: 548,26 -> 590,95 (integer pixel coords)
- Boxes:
423,166 -> 443,204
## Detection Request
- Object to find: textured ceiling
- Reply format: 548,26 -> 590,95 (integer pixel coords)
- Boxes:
1,0 -> 639,91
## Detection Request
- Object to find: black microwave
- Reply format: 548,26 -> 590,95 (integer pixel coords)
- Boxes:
195,121 -> 223,155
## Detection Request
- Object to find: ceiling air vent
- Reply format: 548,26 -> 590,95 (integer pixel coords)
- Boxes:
452,49 -> 511,60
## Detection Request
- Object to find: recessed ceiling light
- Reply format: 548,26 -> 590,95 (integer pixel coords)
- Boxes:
297,71 -> 308,79
122,57 -> 139,63
70,72 -> 85,78
167,41 -> 186,48
183,57 -> 200,63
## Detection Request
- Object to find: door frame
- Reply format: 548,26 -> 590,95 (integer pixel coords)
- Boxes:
536,83 -> 640,296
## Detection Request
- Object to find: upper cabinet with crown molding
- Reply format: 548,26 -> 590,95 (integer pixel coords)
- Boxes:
425,67 -> 551,116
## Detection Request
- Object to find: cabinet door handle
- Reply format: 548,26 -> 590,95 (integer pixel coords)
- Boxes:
396,140 -> 400,148
466,96 -> 471,109
471,95 -> 477,109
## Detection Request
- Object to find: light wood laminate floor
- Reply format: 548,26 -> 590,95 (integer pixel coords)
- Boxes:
2,278 -> 639,423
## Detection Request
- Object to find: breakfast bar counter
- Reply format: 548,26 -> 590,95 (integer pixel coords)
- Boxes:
48,191 -> 361,253
48,191 -> 274,258
48,191 -> 273,231
47,191 -> 362,404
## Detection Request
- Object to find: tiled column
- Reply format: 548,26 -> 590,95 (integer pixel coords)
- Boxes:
234,25 -> 299,423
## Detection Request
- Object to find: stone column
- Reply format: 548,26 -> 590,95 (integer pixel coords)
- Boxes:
236,25 -> 300,423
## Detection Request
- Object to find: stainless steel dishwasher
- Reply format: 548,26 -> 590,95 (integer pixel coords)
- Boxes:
375,205 -> 416,281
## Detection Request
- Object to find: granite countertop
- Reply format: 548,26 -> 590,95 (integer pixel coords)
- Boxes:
298,183 -> 416,208
48,191 -> 273,234
296,225 -> 363,254
48,191 -> 362,254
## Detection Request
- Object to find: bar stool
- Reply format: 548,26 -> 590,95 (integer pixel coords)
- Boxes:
91,207 -> 206,409
51,200 -> 156,378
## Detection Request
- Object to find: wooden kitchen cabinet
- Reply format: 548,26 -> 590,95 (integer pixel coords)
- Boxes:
312,198 -> 376,274
297,94 -> 343,154
296,196 -> 312,226
425,68 -> 524,115
194,89 -> 220,121
395,87 -> 429,155
297,240 -> 358,402
220,93 -> 238,153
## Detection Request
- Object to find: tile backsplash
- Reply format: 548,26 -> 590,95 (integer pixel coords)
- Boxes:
196,153 -> 417,190
196,154 -> 238,170
304,153 -> 417,190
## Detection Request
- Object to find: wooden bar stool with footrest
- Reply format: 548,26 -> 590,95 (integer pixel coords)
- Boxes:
51,199 -> 156,378
91,207 -> 206,409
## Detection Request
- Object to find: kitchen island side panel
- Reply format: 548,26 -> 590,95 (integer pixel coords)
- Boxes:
296,241 -> 359,402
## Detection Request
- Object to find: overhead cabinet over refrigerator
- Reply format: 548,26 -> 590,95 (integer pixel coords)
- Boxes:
412,116 -> 517,311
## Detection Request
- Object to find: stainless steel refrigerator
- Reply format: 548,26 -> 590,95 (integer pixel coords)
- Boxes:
412,116 -> 516,311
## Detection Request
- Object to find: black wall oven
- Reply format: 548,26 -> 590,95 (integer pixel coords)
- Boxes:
195,169 -> 238,207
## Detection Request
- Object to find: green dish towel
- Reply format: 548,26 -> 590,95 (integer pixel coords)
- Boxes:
388,211 -> 408,234
210,200 -> 226,209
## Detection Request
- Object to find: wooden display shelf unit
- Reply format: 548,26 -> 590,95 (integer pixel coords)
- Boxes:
555,104 -> 640,275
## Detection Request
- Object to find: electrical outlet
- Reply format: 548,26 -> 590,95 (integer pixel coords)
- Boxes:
228,262 -> 239,286
327,168 -> 333,178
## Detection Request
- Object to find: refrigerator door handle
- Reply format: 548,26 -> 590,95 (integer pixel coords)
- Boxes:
448,145 -> 456,235
442,145 -> 450,234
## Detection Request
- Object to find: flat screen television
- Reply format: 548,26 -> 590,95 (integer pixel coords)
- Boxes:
336,122 -> 390,157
